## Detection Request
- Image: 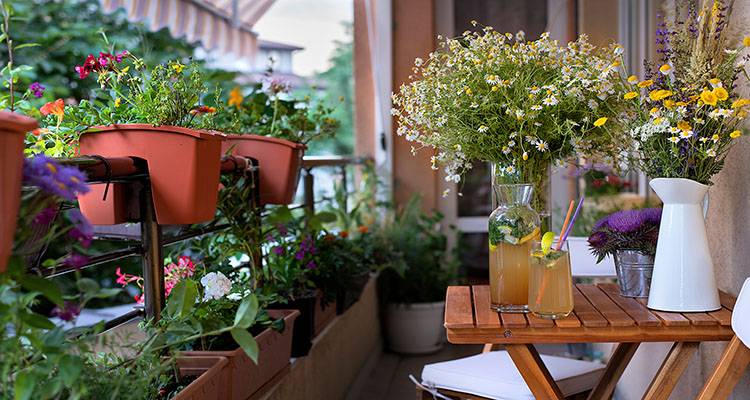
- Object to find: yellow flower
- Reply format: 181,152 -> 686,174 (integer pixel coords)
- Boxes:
228,87 -> 243,108
491,85 -> 499,92
659,64 -> 673,75
627,75 -> 638,84
623,91 -> 638,100
594,117 -> 607,127
732,98 -> 750,109
171,62 -> 185,73
676,101 -> 687,107
653,117 -> 665,125
649,89 -> 673,101
663,99 -> 675,109
465,88 -> 472,95
700,90 -> 718,106
649,107 -> 660,115
637,79 -> 654,88
712,87 -> 729,101
677,120 -> 691,131
744,36 -> 750,47
522,151 -> 528,161
730,130 -> 742,139
114,98 -> 121,108
709,78 -> 723,88
712,134 -> 720,141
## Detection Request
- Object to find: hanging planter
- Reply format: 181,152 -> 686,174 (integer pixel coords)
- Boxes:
78,124 -> 223,225
222,135 -> 306,205
647,178 -> 720,312
0,111 -> 38,273
173,356 -> 230,400
182,309 -> 299,400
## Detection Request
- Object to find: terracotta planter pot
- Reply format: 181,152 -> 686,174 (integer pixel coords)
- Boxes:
174,356 -> 230,400
268,294 -> 316,357
78,124 -> 223,225
313,292 -> 337,336
222,135 -> 306,205
0,112 -> 37,273
182,309 -> 299,400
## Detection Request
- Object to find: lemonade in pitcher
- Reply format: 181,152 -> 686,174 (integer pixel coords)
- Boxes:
488,184 -> 540,312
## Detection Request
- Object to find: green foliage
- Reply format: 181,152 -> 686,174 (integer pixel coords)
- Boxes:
377,196 -> 457,304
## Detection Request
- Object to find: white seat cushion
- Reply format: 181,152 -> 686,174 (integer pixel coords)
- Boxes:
421,350 -> 605,400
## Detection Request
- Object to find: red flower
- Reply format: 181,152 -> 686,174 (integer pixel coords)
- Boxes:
339,231 -> 349,238
357,225 -> 369,234
74,54 -> 97,79
40,99 -> 65,117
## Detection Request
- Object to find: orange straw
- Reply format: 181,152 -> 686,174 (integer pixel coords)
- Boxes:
556,200 -> 575,251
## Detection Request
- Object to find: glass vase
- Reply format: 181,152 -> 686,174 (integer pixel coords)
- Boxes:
488,177 -> 541,313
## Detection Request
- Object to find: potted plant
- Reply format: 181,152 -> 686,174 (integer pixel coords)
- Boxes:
622,1 -> 748,311
36,52 -> 224,225
588,208 -> 661,298
118,262 -> 299,400
0,112 -> 37,272
378,196 -> 456,354
209,82 -> 339,205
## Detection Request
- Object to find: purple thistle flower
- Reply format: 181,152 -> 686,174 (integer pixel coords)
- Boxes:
588,231 -> 607,250
33,207 -> 58,226
29,82 -> 45,98
272,246 -> 284,255
642,208 -> 662,225
593,215 -> 609,230
295,250 -> 305,261
606,209 -> 645,233
52,300 -> 81,322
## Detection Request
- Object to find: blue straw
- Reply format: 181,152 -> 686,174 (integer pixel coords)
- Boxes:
560,195 -> 585,244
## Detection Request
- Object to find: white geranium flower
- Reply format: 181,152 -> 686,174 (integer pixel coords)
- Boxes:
201,272 -> 232,301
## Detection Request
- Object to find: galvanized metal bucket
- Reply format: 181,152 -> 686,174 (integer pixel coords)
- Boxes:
613,250 -> 654,298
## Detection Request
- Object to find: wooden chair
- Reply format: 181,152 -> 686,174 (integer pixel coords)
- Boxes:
695,278 -> 750,400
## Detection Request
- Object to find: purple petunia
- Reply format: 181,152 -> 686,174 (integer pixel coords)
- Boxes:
295,250 -> 305,261
52,300 -> 81,322
67,209 -> 93,247
272,246 -> 284,255
305,261 -> 317,270
29,82 -> 45,98
63,252 -> 90,269
33,207 -> 58,226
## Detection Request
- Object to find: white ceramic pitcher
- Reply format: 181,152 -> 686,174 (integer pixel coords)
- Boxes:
647,178 -> 720,312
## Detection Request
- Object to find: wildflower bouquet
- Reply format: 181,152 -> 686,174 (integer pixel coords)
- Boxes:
392,25 -> 630,207
29,49 -> 211,157
588,208 -> 662,263
624,0 -> 749,184
205,81 -> 339,145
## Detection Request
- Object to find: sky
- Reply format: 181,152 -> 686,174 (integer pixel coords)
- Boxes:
253,0 -> 353,77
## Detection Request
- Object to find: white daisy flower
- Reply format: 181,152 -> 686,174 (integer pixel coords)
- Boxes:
668,136 -> 680,144
542,96 -> 558,106
536,141 -> 548,152
478,125 -> 489,133
706,148 -> 717,157
679,130 -> 693,140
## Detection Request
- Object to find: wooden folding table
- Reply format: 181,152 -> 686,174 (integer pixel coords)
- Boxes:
444,283 -> 736,400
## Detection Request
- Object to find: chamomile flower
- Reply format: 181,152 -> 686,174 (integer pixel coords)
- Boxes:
668,136 -> 680,144
542,96 -> 559,106
536,141 -> 548,152
478,125 -> 489,133
505,165 -> 516,174
679,130 -> 694,140
531,105 -> 542,111
669,127 -> 681,134
706,148 -> 717,157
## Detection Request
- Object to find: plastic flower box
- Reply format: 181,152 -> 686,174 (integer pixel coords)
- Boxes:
314,291 -> 337,336
182,309 -> 299,400
173,356 -> 230,400
77,124 -> 224,225
0,111 -> 37,273
222,134 -> 306,205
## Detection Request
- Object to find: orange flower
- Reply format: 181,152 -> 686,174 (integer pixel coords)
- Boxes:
40,98 -> 64,117
338,231 -> 349,238
190,105 -> 216,115
31,127 -> 50,136
357,225 -> 369,234
228,87 -> 243,108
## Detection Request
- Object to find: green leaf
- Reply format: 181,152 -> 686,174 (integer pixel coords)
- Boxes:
14,370 -> 34,400
19,275 -> 64,306
59,355 -> 82,386
314,211 -> 337,223
19,311 -> 55,329
230,327 -> 259,363
165,280 -> 198,318
233,294 -> 259,329
76,278 -> 100,295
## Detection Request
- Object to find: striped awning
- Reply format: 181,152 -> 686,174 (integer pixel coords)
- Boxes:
99,0 -> 277,60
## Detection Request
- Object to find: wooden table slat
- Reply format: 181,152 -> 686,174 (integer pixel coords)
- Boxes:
708,307 -> 733,326
500,312 -> 528,329
552,311 -> 582,328
577,284 -> 636,327
472,285 -> 501,328
598,283 -> 662,327
683,312 -> 720,326
571,285 -> 609,327
636,298 -> 692,326
720,291 -> 736,310
445,286 -> 474,328
527,312 -> 555,328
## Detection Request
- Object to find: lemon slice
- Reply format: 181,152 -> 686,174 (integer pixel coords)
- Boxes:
489,241 -> 497,252
518,227 -> 540,245
541,231 -> 555,255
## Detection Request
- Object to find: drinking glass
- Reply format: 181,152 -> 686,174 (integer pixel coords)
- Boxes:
528,241 -> 573,319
